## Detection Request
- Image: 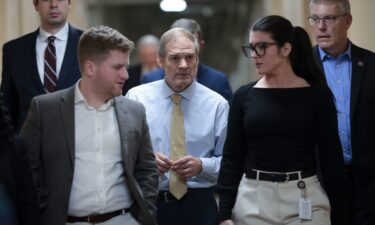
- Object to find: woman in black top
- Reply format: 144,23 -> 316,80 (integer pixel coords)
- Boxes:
0,92 -> 41,225
218,15 -> 347,225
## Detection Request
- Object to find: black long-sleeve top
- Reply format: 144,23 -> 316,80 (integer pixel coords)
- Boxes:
218,82 -> 348,225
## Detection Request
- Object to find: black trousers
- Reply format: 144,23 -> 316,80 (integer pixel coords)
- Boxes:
157,187 -> 218,225
346,166 -> 375,225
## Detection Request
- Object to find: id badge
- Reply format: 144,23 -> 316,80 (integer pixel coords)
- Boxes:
299,197 -> 312,220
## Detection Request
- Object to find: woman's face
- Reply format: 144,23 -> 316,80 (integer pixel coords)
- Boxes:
248,31 -> 285,76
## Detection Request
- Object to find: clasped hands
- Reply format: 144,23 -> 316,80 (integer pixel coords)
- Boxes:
155,152 -> 202,178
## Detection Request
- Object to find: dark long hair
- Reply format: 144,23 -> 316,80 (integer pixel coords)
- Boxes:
0,92 -> 15,151
251,15 -> 324,84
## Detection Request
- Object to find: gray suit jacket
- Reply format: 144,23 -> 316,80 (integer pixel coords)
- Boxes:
20,85 -> 158,225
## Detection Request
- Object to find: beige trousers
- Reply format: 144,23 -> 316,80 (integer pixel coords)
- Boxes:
232,175 -> 331,225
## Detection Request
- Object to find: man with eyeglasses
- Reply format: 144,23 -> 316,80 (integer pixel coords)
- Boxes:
309,0 -> 375,224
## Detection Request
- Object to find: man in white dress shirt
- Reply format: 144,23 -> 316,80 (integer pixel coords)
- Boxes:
126,28 -> 229,225
20,26 -> 158,225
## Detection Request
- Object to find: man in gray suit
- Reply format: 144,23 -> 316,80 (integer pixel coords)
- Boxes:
20,26 -> 158,225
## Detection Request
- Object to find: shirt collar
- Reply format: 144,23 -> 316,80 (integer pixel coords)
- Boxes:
39,22 -> 69,42
74,80 -> 114,110
161,79 -> 197,102
318,41 -> 352,61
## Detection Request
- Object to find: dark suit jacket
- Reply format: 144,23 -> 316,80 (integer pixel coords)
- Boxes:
20,86 -> 159,225
141,63 -> 233,101
0,136 -> 41,225
123,64 -> 142,96
314,43 -> 375,219
1,25 -> 83,132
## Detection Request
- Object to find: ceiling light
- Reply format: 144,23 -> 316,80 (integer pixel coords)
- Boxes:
160,0 -> 187,12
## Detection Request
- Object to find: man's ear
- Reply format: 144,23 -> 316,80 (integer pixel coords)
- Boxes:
84,60 -> 96,77
157,55 -> 164,68
345,14 -> 353,30
33,0 -> 38,8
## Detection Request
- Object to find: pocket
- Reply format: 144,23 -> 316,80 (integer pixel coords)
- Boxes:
310,181 -> 331,212
232,176 -> 260,219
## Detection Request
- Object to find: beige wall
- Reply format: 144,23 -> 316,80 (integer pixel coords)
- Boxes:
263,0 -> 375,51
1,0 -> 374,83
349,1 -> 375,50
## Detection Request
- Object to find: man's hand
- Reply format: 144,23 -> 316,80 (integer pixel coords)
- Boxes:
171,155 -> 202,179
219,220 -> 234,225
155,152 -> 172,175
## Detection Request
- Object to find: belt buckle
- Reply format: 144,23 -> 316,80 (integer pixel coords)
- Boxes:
163,192 -> 177,202
284,173 -> 289,183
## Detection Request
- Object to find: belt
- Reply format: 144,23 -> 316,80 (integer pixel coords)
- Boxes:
246,170 -> 315,183
67,208 -> 129,223
158,190 -> 191,203
158,188 -> 211,203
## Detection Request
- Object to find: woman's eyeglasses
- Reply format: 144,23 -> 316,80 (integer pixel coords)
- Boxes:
242,42 -> 279,57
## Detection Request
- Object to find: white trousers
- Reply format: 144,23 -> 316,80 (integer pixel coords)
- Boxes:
66,213 -> 140,225
232,175 -> 331,225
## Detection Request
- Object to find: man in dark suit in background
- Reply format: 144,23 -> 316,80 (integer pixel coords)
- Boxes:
309,0 -> 375,224
0,92 -> 40,225
141,18 -> 233,102
122,34 -> 159,95
1,0 -> 82,132
20,26 -> 158,225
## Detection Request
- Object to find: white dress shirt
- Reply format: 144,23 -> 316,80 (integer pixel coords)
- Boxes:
126,80 -> 229,190
35,22 -> 69,83
68,82 -> 133,216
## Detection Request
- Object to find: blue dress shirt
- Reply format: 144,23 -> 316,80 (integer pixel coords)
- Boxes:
126,80 -> 229,190
319,45 -> 352,164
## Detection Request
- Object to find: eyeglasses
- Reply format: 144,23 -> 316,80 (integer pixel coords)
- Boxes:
242,42 -> 279,57
307,14 -> 347,26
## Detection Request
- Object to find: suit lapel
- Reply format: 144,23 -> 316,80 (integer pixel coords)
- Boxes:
57,25 -> 79,89
114,97 -> 155,225
313,46 -> 329,84
59,86 -> 76,168
314,44 -> 366,121
25,29 -> 45,93
114,97 -> 130,170
350,45 -> 366,120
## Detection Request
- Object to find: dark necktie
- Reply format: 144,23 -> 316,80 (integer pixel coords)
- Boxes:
44,36 -> 57,93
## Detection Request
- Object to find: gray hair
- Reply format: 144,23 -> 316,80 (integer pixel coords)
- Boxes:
309,0 -> 351,14
158,28 -> 199,58
137,34 -> 159,49
170,18 -> 204,41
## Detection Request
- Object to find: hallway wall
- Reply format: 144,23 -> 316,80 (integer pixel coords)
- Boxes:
1,0 -> 374,86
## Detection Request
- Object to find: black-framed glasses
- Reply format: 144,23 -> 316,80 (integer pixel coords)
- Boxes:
242,42 -> 279,57
307,14 -> 347,26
